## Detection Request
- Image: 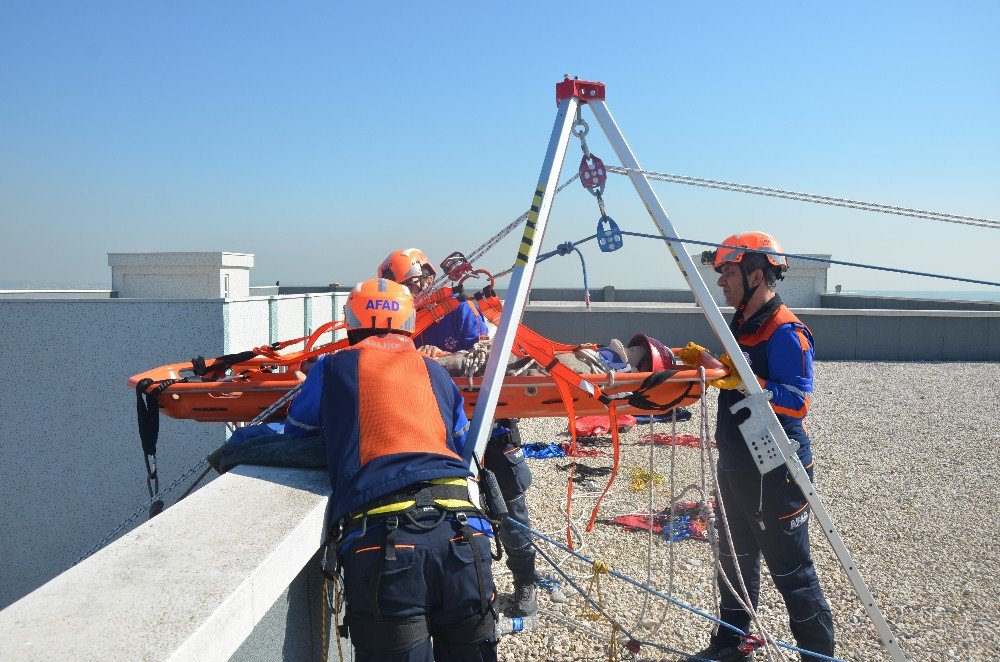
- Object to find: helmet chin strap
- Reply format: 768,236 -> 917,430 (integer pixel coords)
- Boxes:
738,267 -> 763,313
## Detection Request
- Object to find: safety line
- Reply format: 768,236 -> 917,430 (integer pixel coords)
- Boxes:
607,165 -> 1000,230
530,538 -> 710,661
498,230 -> 1000,289
513,518 -> 848,662
625,232 -> 1000,288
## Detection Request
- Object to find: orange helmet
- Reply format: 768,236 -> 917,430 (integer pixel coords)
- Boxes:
378,248 -> 437,283
344,278 -> 416,334
702,232 -> 789,273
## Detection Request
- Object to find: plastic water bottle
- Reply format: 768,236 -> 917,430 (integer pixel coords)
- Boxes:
497,614 -> 540,635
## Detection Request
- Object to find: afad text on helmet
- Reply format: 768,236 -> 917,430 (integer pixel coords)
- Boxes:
365,299 -> 402,311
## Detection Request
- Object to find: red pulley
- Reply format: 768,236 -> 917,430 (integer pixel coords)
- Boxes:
439,251 -> 473,282
579,153 -> 607,191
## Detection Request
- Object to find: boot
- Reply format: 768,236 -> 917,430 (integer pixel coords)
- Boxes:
689,642 -> 754,661
508,580 -> 538,617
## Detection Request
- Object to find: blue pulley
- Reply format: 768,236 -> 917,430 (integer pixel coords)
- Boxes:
596,215 -> 623,253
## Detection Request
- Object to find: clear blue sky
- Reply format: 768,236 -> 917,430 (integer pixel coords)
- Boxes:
2,1 -> 998,293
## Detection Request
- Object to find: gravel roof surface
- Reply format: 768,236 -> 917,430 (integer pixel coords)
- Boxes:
493,361 -> 1000,661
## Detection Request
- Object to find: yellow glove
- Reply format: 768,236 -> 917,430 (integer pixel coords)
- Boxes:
707,353 -> 742,390
678,341 -> 708,367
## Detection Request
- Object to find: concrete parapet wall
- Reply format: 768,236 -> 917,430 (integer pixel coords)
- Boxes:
0,299 -> 227,609
0,465 -> 336,662
522,303 -> 1000,361
821,293 -> 1000,311
0,290 -> 116,299
0,293 -> 345,609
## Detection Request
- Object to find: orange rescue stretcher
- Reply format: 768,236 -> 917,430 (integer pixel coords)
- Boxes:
126,289 -> 728,423
126,277 -> 729,541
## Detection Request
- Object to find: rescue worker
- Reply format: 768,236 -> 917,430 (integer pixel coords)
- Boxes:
291,278 -> 498,661
379,248 -> 541,618
689,233 -> 835,661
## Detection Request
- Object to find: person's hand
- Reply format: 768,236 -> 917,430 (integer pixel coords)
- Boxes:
419,345 -> 449,358
678,341 -> 708,367
707,353 -> 742,390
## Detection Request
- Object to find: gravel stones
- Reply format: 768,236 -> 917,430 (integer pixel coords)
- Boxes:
494,361 -> 1000,661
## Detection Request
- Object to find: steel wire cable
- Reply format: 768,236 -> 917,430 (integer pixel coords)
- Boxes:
606,166 -> 1000,230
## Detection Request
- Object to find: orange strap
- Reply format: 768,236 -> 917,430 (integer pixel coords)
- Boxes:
585,402 -> 621,533
476,294 -> 611,548
247,289 -> 462,370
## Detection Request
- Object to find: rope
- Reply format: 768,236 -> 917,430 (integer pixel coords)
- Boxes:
606,165 -> 1000,230
514,519 -> 847,662
71,459 -> 211,566
425,174 -> 581,294
531,538 -> 708,661
557,241 -> 592,307
632,233 -> 1000,288
499,230 -> 1000,289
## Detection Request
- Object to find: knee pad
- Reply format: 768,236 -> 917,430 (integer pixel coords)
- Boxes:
345,610 -> 429,654
432,611 -> 497,645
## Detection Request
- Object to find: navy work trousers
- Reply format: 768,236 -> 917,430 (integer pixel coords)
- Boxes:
711,466 -> 835,659
482,419 -> 538,584
340,517 -> 498,662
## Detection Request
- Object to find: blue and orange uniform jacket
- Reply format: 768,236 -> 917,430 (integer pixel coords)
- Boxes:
716,294 -> 815,473
412,296 -> 488,353
286,333 -> 474,525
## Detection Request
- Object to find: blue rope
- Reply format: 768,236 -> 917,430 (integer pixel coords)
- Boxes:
557,241 -> 592,306
530,534 -> 710,661
511,518 -> 848,662
510,230 -> 999,289
621,231 -> 1000,288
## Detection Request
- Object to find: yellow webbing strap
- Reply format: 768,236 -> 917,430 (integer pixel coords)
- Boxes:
353,478 -> 474,518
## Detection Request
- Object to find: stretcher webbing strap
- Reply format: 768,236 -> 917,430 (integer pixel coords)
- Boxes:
586,401 -> 622,533
477,296 -> 589,354
256,292 -> 460,368
627,370 -> 696,412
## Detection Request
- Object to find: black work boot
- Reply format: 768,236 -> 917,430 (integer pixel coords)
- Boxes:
508,580 -> 538,617
689,642 -> 754,661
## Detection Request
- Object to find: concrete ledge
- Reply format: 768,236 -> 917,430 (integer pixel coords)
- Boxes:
0,466 -> 331,662
0,290 -> 115,299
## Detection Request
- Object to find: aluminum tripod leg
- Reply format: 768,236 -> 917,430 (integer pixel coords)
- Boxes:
463,96 -> 580,465
587,98 -> 907,661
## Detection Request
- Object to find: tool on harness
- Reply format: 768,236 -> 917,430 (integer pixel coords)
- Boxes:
473,456 -> 507,563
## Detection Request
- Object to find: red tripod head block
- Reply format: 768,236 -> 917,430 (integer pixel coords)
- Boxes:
555,77 -> 606,105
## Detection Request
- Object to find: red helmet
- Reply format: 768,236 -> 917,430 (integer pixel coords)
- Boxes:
627,334 -> 676,372
703,232 -> 789,273
344,278 -> 416,334
378,248 -> 437,283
